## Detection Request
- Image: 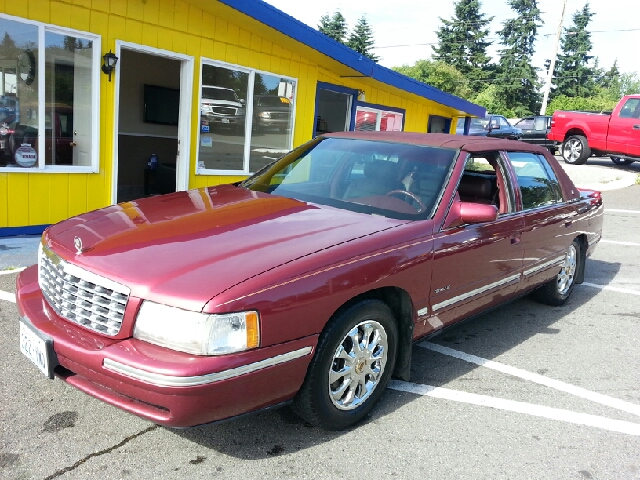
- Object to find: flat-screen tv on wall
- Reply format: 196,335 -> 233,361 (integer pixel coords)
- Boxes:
144,84 -> 179,125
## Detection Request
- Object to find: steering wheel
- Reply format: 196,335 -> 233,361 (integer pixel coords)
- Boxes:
386,190 -> 427,213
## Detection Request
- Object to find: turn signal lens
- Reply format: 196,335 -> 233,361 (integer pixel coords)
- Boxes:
245,311 -> 260,349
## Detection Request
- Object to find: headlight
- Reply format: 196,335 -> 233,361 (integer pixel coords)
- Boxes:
133,301 -> 260,355
0,126 -> 8,136
258,112 -> 271,118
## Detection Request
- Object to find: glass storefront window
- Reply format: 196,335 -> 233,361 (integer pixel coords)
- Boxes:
198,64 -> 249,171
197,61 -> 296,174
0,15 -> 98,171
45,32 -> 94,166
0,17 -> 38,168
355,105 -> 404,132
249,73 -> 295,173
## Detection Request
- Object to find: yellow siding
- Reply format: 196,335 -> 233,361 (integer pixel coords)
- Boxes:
1,0 -> 473,229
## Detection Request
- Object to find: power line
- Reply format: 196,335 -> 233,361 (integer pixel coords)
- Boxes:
373,28 -> 640,50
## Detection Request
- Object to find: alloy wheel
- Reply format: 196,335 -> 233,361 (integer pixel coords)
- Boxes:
558,244 -> 577,295
328,320 -> 388,411
563,138 -> 582,163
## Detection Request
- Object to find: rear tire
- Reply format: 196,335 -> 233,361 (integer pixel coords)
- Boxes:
292,300 -> 398,430
532,240 -> 580,306
562,135 -> 590,165
610,156 -> 634,166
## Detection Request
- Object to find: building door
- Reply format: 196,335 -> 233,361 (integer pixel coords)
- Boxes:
113,43 -> 193,203
427,115 -> 452,134
314,83 -> 357,136
71,47 -> 93,166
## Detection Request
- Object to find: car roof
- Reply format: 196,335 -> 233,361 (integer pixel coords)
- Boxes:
323,131 -> 551,155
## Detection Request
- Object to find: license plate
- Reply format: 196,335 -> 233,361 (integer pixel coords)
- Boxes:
221,118 -> 230,124
19,320 -> 53,378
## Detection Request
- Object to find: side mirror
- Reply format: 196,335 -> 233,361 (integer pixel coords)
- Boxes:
443,201 -> 498,229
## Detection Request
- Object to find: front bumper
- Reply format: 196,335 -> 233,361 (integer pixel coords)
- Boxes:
16,265 -> 316,427
205,114 -> 245,126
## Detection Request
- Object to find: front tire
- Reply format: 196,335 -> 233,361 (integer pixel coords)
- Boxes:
562,135 -> 591,165
292,300 -> 398,430
610,156 -> 634,166
532,240 -> 580,306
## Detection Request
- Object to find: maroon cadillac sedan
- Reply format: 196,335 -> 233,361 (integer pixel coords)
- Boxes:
17,132 -> 603,430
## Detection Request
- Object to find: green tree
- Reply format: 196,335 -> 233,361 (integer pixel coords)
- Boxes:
318,11 -> 348,44
393,60 -> 473,99
432,0 -> 494,91
553,4 -> 598,99
494,0 -> 542,116
473,84 -> 511,115
346,16 -> 379,62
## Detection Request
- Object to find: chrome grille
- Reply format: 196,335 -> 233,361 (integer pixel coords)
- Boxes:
38,244 -> 130,336
210,106 -> 236,115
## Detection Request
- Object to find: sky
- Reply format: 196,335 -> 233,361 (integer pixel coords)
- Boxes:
264,0 -> 638,77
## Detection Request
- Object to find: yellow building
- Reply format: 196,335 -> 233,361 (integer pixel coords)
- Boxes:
0,0 -> 484,235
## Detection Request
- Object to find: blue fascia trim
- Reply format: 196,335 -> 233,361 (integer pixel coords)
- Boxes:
0,224 -> 48,238
217,0 -> 486,118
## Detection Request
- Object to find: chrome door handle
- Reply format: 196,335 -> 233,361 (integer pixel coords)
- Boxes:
70,142 -> 77,147
633,125 -> 640,129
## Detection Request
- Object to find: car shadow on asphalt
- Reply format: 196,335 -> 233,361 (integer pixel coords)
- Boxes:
172,257 -> 620,459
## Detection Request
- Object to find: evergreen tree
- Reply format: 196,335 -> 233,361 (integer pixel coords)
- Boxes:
346,16 -> 379,62
432,0 -> 494,91
553,4 -> 598,98
494,0 -> 542,116
599,59 -> 620,90
318,11 -> 348,44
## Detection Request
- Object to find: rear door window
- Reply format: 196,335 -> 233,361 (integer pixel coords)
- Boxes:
507,152 -> 561,209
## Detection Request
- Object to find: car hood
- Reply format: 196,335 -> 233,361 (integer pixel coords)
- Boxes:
44,185 -> 407,311
202,99 -> 242,108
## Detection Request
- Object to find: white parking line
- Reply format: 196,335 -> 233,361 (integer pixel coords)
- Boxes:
600,240 -> 640,246
0,267 -> 26,276
0,290 -> 15,303
606,209 -> 640,214
388,380 -> 640,436
419,342 -> 640,417
581,283 -> 640,296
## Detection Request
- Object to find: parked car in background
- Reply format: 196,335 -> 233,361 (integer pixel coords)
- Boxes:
514,115 -> 557,154
200,85 -> 246,132
456,115 -> 522,140
18,132 -> 602,431
253,95 -> 292,132
547,94 -> 640,165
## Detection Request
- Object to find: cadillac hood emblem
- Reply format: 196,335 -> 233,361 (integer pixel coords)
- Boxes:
74,236 -> 84,255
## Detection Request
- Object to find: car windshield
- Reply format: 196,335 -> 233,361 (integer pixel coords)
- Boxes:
240,137 -> 458,219
202,87 -> 239,102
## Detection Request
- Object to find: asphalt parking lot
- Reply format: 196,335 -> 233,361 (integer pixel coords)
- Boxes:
1,163 -> 640,479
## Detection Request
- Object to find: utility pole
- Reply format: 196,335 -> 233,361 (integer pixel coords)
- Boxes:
540,0 -> 568,115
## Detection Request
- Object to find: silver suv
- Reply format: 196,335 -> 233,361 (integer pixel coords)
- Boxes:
201,86 -> 245,131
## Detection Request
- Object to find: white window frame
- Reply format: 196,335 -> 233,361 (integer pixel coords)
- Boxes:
0,13 -> 101,174
197,58 -> 297,176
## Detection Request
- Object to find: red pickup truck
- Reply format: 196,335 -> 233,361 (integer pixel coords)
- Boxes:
548,95 -> 640,165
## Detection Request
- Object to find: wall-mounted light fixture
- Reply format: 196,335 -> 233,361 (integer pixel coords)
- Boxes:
102,50 -> 118,82
358,90 -> 366,102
